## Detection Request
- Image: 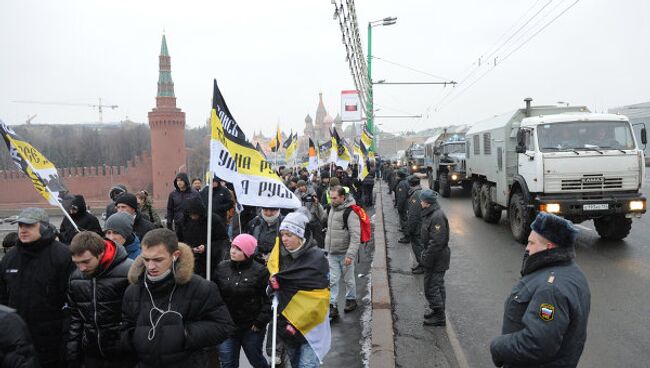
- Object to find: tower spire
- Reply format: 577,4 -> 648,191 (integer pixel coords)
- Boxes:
156,34 -> 176,105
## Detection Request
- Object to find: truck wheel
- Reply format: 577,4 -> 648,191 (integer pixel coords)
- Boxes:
472,180 -> 482,218
594,215 -> 632,241
509,192 -> 533,244
439,172 -> 451,198
480,183 -> 501,223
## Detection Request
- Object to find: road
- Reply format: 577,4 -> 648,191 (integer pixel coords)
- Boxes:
433,172 -> 650,367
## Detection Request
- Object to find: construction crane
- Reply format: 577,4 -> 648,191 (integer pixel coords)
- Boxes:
26,114 -> 37,125
12,98 -> 118,123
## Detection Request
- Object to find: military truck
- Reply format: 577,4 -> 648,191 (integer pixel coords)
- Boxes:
466,98 -> 647,242
424,133 -> 471,197
405,143 -> 425,173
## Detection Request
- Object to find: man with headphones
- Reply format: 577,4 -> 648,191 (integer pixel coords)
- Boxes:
121,228 -> 235,367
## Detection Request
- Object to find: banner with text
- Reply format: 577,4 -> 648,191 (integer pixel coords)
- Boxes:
209,80 -> 301,209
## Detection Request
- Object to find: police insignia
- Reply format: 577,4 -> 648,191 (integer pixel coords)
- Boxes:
434,224 -> 441,232
539,303 -> 555,321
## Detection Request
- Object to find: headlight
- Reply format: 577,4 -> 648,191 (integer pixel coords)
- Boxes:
451,174 -> 458,181
629,200 -> 645,211
412,165 -> 417,170
540,203 -> 560,213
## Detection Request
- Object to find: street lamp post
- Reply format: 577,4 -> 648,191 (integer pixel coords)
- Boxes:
367,16 -> 396,153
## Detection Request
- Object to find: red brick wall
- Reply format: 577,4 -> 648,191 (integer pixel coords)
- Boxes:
0,153 -> 152,210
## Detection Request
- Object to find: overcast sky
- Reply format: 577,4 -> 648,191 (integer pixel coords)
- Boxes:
1,0 -> 648,136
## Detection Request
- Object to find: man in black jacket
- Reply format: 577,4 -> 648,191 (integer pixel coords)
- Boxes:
395,169 -> 411,239
419,190 -> 450,326
67,231 -> 134,368
490,213 -> 591,368
0,304 -> 38,368
115,193 -> 154,241
60,194 -> 103,245
200,176 -> 234,221
166,173 -> 200,230
176,197 -> 229,278
405,175 -> 424,274
105,184 -> 127,220
121,229 -> 235,367
246,207 -> 284,262
0,208 -> 76,368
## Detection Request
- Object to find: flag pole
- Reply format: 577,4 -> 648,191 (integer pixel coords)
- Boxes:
48,187 -> 79,232
271,295 -> 279,368
206,171 -> 214,281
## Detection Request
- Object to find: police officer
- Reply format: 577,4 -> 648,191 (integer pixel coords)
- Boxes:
395,168 -> 411,239
405,175 -> 424,273
490,212 -> 591,367
419,189 -> 450,326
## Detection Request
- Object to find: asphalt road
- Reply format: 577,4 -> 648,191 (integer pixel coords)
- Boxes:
432,172 -> 650,367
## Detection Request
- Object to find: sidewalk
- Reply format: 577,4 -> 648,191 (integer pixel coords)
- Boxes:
377,181 -> 460,368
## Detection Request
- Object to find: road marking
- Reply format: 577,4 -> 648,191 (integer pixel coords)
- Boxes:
575,224 -> 593,232
446,315 -> 470,368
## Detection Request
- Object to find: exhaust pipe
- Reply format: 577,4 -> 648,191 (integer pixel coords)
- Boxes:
524,97 -> 533,117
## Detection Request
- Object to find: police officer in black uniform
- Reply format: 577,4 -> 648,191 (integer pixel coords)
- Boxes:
395,168 -> 411,238
490,212 -> 591,367
419,189 -> 450,326
405,175 -> 424,273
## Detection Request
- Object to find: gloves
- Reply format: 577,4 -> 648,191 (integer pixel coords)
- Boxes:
285,323 -> 297,336
269,276 -> 280,291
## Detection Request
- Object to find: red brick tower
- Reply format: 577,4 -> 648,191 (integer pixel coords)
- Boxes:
148,34 -> 186,207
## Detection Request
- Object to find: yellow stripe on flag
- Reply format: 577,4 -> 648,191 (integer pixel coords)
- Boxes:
281,288 -> 330,336
267,236 -> 280,277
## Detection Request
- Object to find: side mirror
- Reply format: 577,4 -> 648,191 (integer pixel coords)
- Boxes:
641,127 -> 647,145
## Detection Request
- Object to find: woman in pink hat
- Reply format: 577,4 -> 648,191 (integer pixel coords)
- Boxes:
213,234 -> 271,368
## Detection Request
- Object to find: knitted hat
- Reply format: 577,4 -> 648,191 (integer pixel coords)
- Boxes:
530,212 -> 578,248
297,180 -> 307,187
104,212 -> 134,239
115,193 -> 138,211
231,234 -> 258,258
279,208 -> 310,239
329,177 -> 340,187
419,189 -> 439,204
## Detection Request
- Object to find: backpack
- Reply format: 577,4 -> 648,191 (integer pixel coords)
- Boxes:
342,204 -> 372,243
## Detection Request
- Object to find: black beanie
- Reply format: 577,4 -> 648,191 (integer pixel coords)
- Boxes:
530,212 -> 578,247
115,193 -> 138,211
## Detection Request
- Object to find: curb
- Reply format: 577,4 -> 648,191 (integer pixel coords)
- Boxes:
369,181 -> 396,368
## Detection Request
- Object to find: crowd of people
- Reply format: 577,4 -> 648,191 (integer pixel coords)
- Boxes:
0,161 -> 378,368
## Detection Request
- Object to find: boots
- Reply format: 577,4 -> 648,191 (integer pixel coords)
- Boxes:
330,304 -> 340,321
344,299 -> 358,312
424,308 -> 446,326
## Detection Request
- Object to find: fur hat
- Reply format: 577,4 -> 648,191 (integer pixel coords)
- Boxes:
419,189 -> 439,204
407,175 -> 420,186
115,193 -> 138,211
232,234 -> 258,258
279,208 -> 310,239
530,212 -> 578,247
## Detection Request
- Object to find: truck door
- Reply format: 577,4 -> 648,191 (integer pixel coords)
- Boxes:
517,128 -> 538,190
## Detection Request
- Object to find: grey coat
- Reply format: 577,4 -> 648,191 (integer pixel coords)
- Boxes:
395,179 -> 411,213
406,185 -> 423,236
490,247 -> 591,368
420,203 -> 450,271
324,196 -> 361,260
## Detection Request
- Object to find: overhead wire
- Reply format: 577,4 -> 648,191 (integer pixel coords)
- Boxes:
371,56 -> 453,81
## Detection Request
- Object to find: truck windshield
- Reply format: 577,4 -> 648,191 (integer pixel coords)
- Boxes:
444,143 -> 465,154
537,121 -> 635,152
411,149 -> 424,157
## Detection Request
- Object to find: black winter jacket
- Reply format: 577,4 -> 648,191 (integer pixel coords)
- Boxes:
60,195 -> 103,245
246,215 -> 284,255
199,184 -> 234,221
0,225 -> 76,366
395,179 -> 411,213
0,304 -> 38,368
166,173 -> 201,229
176,198 -> 229,278
406,185 -> 423,236
66,241 -> 133,362
132,212 -> 154,242
213,259 -> 271,333
420,203 -> 450,271
490,247 -> 591,368
121,243 -> 235,368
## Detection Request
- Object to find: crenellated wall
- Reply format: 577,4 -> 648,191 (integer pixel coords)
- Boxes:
0,153 -> 153,210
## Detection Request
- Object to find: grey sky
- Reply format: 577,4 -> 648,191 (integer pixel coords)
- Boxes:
1,0 -> 648,136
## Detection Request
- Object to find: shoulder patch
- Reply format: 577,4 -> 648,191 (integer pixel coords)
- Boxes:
434,224 -> 442,232
547,274 -> 555,284
539,303 -> 555,321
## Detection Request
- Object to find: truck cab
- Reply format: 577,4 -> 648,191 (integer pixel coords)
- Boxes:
429,138 -> 471,197
467,99 -> 647,243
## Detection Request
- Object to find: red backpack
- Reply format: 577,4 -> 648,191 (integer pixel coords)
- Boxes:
343,204 -> 372,243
